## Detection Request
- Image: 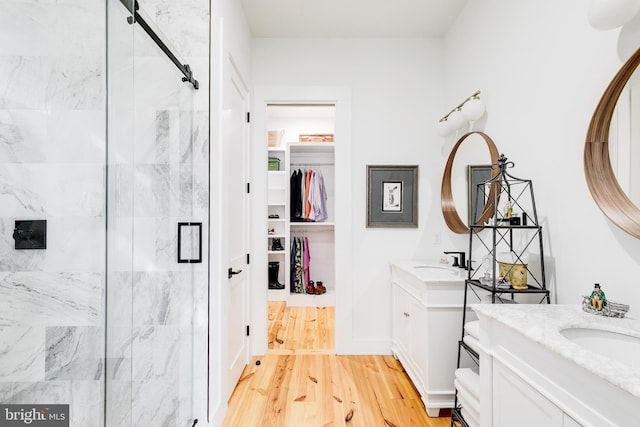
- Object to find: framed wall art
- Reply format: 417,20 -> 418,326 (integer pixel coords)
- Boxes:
367,165 -> 418,228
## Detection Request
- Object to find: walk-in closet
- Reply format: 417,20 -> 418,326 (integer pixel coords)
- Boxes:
267,105 -> 336,303
263,104 -> 336,352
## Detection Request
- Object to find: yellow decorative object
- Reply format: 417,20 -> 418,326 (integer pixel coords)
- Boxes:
498,261 -> 528,289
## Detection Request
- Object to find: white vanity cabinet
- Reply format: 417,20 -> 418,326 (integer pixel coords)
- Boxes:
492,360 -> 568,427
391,279 -> 427,383
390,261 -> 471,417
474,304 -> 640,427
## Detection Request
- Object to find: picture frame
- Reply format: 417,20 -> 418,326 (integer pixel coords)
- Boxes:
367,165 -> 418,228
467,165 -> 493,226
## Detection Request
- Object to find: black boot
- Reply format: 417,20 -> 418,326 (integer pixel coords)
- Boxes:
271,238 -> 284,251
268,261 -> 284,289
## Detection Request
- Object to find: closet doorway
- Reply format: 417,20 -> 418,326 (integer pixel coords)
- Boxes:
250,87 -> 353,356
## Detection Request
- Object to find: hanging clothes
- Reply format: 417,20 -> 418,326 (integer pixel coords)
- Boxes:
289,237 -> 297,292
290,169 -> 300,220
308,169 -> 328,222
291,236 -> 305,293
305,169 -> 312,220
290,169 -> 304,221
303,236 -> 311,291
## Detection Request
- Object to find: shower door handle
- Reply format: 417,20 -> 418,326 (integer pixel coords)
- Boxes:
228,268 -> 243,279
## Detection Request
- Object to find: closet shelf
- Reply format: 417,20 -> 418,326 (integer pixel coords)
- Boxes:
289,142 -> 335,154
290,222 -> 335,231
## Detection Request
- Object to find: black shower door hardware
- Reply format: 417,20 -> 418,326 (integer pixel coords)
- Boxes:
177,222 -> 203,263
119,0 -> 199,89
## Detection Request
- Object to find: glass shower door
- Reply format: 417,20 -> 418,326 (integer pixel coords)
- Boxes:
106,0 -> 208,426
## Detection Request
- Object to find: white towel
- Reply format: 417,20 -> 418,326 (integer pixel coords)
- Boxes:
463,333 -> 480,354
455,379 -> 480,412
455,368 -> 480,398
464,320 -> 480,339
461,406 -> 480,427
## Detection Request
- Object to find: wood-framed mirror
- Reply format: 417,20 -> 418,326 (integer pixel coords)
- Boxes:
585,47 -> 640,239
441,131 -> 500,234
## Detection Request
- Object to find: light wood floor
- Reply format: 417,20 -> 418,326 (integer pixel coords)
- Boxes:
221,302 -> 452,427
268,300 -> 335,354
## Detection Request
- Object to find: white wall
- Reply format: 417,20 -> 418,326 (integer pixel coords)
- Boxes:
252,38 -> 447,352
444,0 -> 640,316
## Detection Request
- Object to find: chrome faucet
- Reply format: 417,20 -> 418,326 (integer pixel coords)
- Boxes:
444,251 -> 466,269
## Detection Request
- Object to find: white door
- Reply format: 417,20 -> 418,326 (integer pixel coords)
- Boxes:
222,60 -> 250,395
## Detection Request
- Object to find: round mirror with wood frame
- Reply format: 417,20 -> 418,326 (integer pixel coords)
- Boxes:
441,131 -> 500,234
585,47 -> 640,239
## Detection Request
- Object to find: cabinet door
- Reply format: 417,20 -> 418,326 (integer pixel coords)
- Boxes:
407,293 -> 426,380
391,283 -> 410,355
493,361 -> 563,427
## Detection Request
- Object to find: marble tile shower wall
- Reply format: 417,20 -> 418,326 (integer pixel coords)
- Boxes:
0,0 -> 210,426
0,1 -> 107,426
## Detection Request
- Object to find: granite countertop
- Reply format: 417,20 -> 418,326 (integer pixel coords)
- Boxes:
471,304 -> 640,398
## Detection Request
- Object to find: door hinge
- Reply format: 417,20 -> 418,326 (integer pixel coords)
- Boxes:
246,112 -> 250,123
246,182 -> 250,194
246,325 -> 250,336
246,253 -> 250,264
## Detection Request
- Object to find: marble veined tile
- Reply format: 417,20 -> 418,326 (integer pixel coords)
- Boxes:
45,56 -> 104,111
0,108 -> 105,164
71,380 -> 104,427
0,2 -> 104,57
5,380 -> 71,405
130,325 -> 179,382
0,165 -> 46,217
133,57 -> 185,109
0,110 -> 46,163
0,57 -> 47,110
132,271 -> 179,326
131,378 -> 178,427
0,326 -> 45,382
105,379 -> 132,427
0,163 -> 105,217
0,272 -> 104,327
155,110 -> 171,164
133,164 -> 173,217
45,326 -> 105,380
155,0 -> 209,58
42,164 -> 105,217
42,217 -> 105,273
179,110 -> 208,164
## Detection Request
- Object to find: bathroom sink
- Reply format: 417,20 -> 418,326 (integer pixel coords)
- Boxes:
560,327 -> 640,370
412,265 -> 462,281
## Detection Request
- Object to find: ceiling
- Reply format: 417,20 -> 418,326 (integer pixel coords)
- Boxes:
239,0 -> 468,38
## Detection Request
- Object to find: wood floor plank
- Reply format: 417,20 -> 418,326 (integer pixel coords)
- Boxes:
221,302 -> 452,426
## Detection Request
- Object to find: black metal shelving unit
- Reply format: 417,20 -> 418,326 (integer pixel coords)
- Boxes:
451,154 -> 550,427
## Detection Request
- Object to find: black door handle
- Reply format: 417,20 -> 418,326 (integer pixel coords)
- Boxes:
228,267 -> 243,279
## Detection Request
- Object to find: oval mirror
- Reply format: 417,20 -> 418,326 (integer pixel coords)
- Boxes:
441,131 -> 500,234
585,47 -> 640,238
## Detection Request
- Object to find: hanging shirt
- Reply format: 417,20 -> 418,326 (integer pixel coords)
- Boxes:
305,169 -> 312,220
303,236 -> 311,287
308,169 -> 328,222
